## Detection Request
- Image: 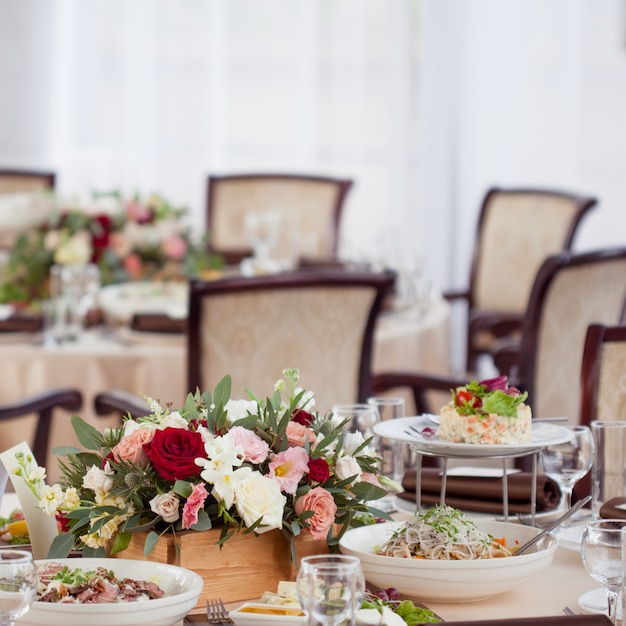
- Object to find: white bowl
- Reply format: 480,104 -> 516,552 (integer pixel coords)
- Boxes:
229,602 -> 307,626
16,558 -> 203,626
339,520 -> 557,603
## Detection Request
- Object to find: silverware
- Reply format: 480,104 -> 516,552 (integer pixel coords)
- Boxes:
562,606 -> 578,615
207,598 -> 235,625
515,495 -> 591,556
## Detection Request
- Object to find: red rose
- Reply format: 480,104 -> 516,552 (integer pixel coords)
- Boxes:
144,428 -> 206,481
307,457 -> 330,484
292,409 -> 314,426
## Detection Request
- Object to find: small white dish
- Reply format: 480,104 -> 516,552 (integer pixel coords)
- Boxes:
578,587 -> 620,619
556,523 -> 585,552
229,602 -> 307,626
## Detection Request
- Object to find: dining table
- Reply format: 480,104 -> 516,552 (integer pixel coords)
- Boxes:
0,289 -> 451,482
0,492 -> 606,625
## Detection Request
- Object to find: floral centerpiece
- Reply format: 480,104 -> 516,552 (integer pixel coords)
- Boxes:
0,190 -> 221,305
16,368 -> 393,561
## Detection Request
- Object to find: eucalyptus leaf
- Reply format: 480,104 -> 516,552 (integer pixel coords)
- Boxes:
46,533 -> 75,558
71,415 -> 104,451
144,530 -> 160,557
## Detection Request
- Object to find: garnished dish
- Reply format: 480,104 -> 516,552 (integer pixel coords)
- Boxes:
36,562 -> 165,603
439,375 -> 531,444
0,508 -> 30,545
359,589 -> 440,625
376,504 -> 518,560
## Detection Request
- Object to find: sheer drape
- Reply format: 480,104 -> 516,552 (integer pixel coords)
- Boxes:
0,0 -> 423,267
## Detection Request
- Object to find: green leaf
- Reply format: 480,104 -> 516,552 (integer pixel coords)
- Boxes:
190,508 -> 213,531
50,445 -> 83,457
144,530 -> 161,556
82,546 -> 106,558
213,375 -> 232,408
71,415 -> 104,450
110,531 -> 132,554
46,533 -> 76,558
173,480 -> 193,498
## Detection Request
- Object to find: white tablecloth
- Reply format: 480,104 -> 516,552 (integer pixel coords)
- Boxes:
0,297 -> 451,482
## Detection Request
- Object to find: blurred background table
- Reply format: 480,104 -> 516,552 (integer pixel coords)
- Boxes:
0,295 -> 450,481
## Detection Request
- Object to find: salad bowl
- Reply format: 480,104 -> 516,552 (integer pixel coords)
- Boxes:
339,519 -> 557,603
15,558 -> 203,626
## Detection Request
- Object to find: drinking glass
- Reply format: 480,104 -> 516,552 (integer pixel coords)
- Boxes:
331,404 -> 381,453
539,425 -> 594,524
591,421 -> 626,518
366,396 -> 405,482
0,549 -> 38,626
296,554 -> 365,626
582,519 -> 625,624
244,210 -> 282,260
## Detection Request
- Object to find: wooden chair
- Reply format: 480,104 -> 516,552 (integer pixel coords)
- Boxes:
206,173 -> 353,265
93,388 -> 152,421
0,169 -> 55,194
0,389 -> 82,465
445,187 -> 597,371
187,268 -> 395,413
373,247 -> 626,427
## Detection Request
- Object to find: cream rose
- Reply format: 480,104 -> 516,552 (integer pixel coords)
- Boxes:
234,471 -> 286,533
149,492 -> 180,523
82,463 -> 114,494
334,455 -> 362,484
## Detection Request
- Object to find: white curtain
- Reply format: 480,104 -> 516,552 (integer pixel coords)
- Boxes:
0,0 -> 424,268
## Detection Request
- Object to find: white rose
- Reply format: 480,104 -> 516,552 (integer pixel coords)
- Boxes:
226,399 -> 259,422
149,492 -> 180,523
342,432 -> 375,457
334,455 -> 362,484
161,411 -> 188,429
54,231 -> 92,265
234,471 -> 286,533
82,463 -> 114,494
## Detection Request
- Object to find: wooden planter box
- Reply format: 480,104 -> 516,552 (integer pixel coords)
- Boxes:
113,528 -> 329,608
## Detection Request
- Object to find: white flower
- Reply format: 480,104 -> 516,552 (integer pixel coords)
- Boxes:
294,387 -> 315,410
82,463 -> 114,495
234,471 -> 286,534
149,492 -> 180,523
334,455 -> 362,484
62,487 -> 81,509
342,432 -> 375,457
204,465 -> 252,509
27,465 -> 46,484
54,231 -> 92,265
161,411 -> 188,429
38,483 -> 65,515
225,399 -> 259,422
122,420 -> 141,436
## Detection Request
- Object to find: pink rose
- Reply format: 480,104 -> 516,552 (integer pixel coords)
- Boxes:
162,234 -> 187,261
295,486 -> 337,540
286,421 -> 316,448
229,426 -> 270,463
123,253 -> 144,279
182,483 -> 209,529
111,428 -> 155,466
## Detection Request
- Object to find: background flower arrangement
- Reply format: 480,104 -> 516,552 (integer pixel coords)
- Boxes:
16,368 -> 391,559
0,190 -> 221,305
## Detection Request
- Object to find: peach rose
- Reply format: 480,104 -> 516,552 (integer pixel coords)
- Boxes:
286,421 -> 316,448
111,427 -> 155,466
295,486 -> 337,540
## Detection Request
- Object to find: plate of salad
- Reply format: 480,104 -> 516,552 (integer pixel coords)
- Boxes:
0,508 -> 31,547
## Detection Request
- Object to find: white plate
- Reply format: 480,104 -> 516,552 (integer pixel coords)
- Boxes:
229,603 -> 307,626
98,281 -> 189,325
579,587 -> 621,618
373,415 -> 573,457
16,558 -> 203,626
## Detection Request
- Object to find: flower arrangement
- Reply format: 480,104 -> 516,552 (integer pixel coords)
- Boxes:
16,368 -> 392,559
0,190 -> 221,305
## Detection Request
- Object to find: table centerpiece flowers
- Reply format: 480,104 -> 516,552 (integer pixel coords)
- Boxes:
0,190 -> 221,306
15,368 -> 394,562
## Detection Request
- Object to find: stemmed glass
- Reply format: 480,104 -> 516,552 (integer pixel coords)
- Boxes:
296,554 -> 365,626
582,519 -> 625,624
0,549 -> 38,626
331,404 -> 381,453
539,425 -> 594,524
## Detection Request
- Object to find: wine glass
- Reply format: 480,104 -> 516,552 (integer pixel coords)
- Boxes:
582,519 -> 625,624
0,549 -> 38,626
539,425 -> 594,524
296,554 -> 365,626
244,210 -> 282,260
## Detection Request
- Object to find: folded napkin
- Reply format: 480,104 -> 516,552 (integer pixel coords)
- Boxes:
599,496 -> 626,519
130,313 -> 186,334
0,313 -> 42,333
399,467 -> 561,514
443,616 -> 611,626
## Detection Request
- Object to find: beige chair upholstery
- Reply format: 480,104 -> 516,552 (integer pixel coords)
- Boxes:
373,248 -> 626,426
446,187 -> 597,371
580,324 -> 626,425
0,169 -> 55,194
187,269 -> 395,413
206,173 -> 352,265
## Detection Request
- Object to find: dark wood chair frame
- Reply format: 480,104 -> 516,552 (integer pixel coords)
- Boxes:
445,186 -> 597,372
187,268 -> 395,402
205,173 -> 353,264
0,389 -> 82,464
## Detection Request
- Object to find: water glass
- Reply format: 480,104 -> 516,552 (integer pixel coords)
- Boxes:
582,519 -> 625,625
0,549 -> 38,626
591,421 -> 626,518
366,396 -> 406,482
331,404 -> 380,453
296,554 -> 365,626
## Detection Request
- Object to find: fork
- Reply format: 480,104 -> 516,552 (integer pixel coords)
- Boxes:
207,598 -> 235,625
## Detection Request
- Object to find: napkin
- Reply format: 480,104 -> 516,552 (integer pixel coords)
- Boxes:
0,312 -> 42,333
599,496 -> 626,519
443,616 -> 611,626
130,313 -> 186,334
399,467 -> 562,514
